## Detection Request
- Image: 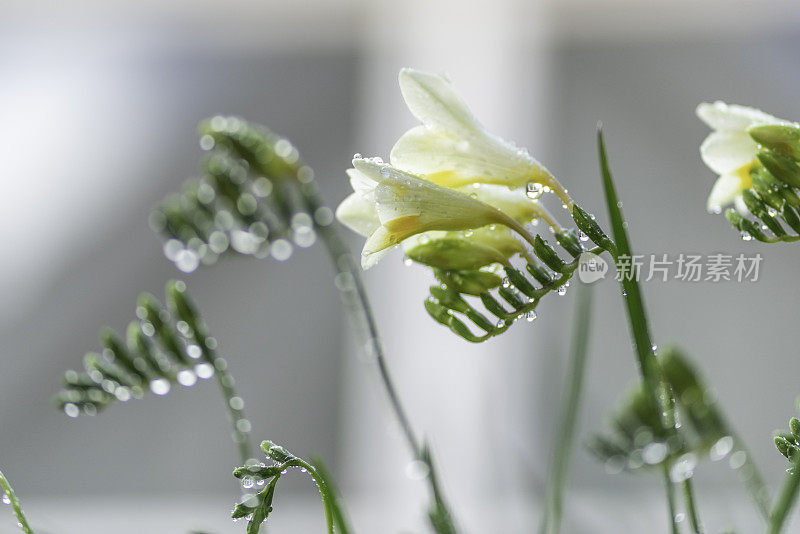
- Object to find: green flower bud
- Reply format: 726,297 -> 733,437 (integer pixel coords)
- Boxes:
261,441 -> 293,463
480,293 -> 508,318
555,229 -> 583,258
424,299 -> 452,326
782,205 -> 800,234
429,286 -> 470,314
406,239 -> 508,271
748,124 -> 800,161
533,235 -> 566,272
750,168 -> 785,210
791,418 -> 800,442
498,286 -> 525,309
758,151 -> 800,188
505,268 -> 537,298
725,209 -> 769,241
433,269 -> 502,296
776,435 -> 796,460
447,316 -> 480,342
572,205 -> 616,254
526,263 -> 553,285
742,190 -> 786,236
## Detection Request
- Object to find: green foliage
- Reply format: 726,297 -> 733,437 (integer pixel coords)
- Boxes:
55,281 -> 219,414
590,348 -> 767,513
232,441 -> 351,534
424,223 -> 614,342
775,415 -> 800,474
150,116 -> 331,271
54,280 -> 253,461
152,118 -> 457,533
0,468 -> 34,534
723,124 -> 800,243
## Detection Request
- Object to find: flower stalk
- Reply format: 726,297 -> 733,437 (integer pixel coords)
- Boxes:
0,467 -> 33,534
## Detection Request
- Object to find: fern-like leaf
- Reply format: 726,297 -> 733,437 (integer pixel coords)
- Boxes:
232,440 -> 351,534
54,280 -> 252,461
591,347 -> 769,515
150,117 -> 331,271
424,209 -> 614,342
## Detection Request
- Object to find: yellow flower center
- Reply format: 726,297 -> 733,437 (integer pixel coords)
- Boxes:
733,159 -> 758,191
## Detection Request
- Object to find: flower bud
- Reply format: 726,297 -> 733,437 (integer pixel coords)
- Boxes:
758,151 -> 800,188
406,238 -> 508,271
433,269 -> 502,296
748,124 -> 800,161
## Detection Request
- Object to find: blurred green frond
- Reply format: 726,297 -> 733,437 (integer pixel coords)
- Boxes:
424,212 -> 614,342
150,116 -> 332,271
591,348 -> 744,477
54,280 -> 253,461
590,347 -> 771,520
232,441 -> 351,534
724,124 -> 800,243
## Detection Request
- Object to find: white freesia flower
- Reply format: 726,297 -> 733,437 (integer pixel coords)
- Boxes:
336,158 -> 540,269
697,101 -> 797,213
390,68 -> 572,208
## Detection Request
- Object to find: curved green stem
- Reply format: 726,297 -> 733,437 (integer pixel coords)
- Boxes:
682,478 -> 703,534
0,468 -> 33,534
662,464 -> 679,534
539,284 -> 593,534
210,357 -> 253,465
313,214 -> 457,533
769,464 -> 800,534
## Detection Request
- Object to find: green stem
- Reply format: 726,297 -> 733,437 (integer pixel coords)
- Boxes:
663,464 -> 680,534
0,468 -> 33,534
210,357 -> 253,465
682,478 -> 703,534
596,127 -> 683,532
538,284 -> 594,534
295,459 -> 336,534
768,463 -> 800,534
196,327 -> 253,465
314,218 -> 457,533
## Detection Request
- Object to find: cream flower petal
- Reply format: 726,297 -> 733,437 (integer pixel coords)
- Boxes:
361,246 -> 391,270
696,101 -> 783,131
465,184 -> 560,229
335,192 -> 380,238
398,68 -> 480,138
700,130 -> 758,175
354,158 -> 502,229
346,168 -> 375,196
734,195 -> 750,217
706,174 -> 745,213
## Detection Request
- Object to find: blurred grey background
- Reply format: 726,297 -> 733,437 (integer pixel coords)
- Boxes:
1,0 -> 800,532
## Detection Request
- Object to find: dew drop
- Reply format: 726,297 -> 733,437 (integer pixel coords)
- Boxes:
270,239 -> 293,261
177,369 -> 198,387
526,311 -> 537,322
710,436 -> 734,461
195,362 -> 215,379
2,495 -> 10,505
557,285 -> 567,296
525,182 -> 544,200
64,403 -> 80,418
150,378 -> 171,396
406,460 -> 430,480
